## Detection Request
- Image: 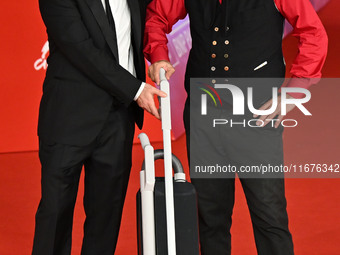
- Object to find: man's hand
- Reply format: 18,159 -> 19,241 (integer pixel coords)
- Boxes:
136,83 -> 167,119
255,94 -> 296,128
148,60 -> 175,85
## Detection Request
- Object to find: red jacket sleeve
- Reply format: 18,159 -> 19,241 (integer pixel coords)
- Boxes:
143,0 -> 187,64
274,0 -> 328,96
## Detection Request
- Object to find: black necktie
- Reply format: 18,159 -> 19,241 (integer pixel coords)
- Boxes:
105,0 -> 115,30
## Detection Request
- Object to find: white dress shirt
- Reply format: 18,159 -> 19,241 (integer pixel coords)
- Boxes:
102,0 -> 145,100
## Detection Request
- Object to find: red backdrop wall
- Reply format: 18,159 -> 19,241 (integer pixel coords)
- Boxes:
0,1 -> 162,153
0,0 -> 332,154
0,1 -> 45,153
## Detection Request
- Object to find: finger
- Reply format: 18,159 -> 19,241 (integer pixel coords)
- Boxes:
261,118 -> 271,127
148,67 -> 152,80
155,66 -> 161,85
259,100 -> 273,111
257,114 -> 269,126
158,108 -> 162,120
262,111 -> 280,127
144,105 -> 150,114
149,101 -> 160,119
254,99 -> 273,117
153,87 -> 167,98
151,67 -> 159,84
275,115 -> 284,128
166,66 -> 175,80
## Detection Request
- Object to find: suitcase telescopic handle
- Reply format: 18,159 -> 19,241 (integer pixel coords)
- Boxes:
159,68 -> 177,255
159,68 -> 171,130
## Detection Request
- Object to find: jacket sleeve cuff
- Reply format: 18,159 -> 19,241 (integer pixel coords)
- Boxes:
149,46 -> 170,64
134,82 -> 145,101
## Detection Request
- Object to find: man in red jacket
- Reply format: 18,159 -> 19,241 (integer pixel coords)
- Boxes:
144,0 -> 328,254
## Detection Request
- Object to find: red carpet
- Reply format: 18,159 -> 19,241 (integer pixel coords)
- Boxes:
1,137 -> 340,255
1,0 -> 340,254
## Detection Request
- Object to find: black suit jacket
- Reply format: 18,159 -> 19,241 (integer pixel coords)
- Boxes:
38,0 -> 150,146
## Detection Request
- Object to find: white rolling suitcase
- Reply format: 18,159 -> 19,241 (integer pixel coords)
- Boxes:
137,68 -> 199,255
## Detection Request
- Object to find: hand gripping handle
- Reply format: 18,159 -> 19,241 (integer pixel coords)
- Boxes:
159,68 -> 171,130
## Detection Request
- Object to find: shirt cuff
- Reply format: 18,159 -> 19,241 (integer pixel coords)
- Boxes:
149,46 -> 170,64
285,77 -> 320,98
134,82 -> 145,101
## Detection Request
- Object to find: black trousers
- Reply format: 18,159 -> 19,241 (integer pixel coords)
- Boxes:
184,100 -> 294,255
32,105 -> 135,255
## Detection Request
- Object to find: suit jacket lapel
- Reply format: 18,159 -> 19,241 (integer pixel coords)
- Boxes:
85,0 -> 119,60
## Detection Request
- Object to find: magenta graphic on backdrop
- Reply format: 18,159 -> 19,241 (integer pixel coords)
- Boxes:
167,0 -> 330,139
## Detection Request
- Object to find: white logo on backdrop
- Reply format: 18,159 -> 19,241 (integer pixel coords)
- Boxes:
34,41 -> 49,71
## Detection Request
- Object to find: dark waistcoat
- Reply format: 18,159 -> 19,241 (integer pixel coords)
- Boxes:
184,0 -> 286,90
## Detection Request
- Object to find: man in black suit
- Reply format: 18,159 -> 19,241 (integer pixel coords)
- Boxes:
32,0 -> 163,254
